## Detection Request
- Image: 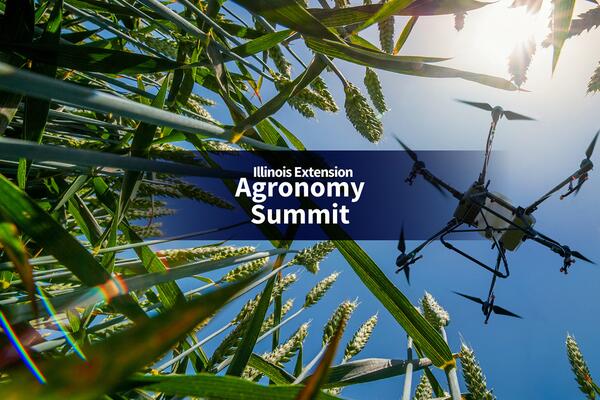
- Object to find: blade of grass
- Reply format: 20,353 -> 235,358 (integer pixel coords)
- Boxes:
232,0 -> 342,42
0,137 -> 247,177
0,277 -> 256,399
308,1 -> 489,27
128,373 -> 341,400
551,0 -> 576,72
3,42 -> 182,74
353,0 -> 416,34
393,16 -> 418,54
0,62 -> 287,150
305,37 -> 519,90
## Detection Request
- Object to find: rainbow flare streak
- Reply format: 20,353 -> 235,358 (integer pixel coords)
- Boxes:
36,286 -> 86,360
0,310 -> 46,384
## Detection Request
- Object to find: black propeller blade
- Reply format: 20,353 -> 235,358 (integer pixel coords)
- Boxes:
456,99 -> 534,120
453,291 -> 484,305
456,99 -> 493,111
394,135 -> 419,163
585,131 -> 599,160
454,292 -> 522,319
492,305 -> 522,319
403,266 -> 410,285
503,110 -> 536,121
572,250 -> 595,264
398,225 -> 406,253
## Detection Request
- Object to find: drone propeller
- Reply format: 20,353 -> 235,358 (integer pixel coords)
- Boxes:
571,250 -> 595,264
456,99 -> 535,121
394,136 -> 419,163
503,110 -> 536,121
398,225 -> 406,253
491,305 -> 522,319
453,291 -> 522,319
394,135 -> 447,197
402,266 -> 411,285
453,291 -> 483,304
526,131 -> 599,212
585,131 -> 599,160
456,99 -> 493,111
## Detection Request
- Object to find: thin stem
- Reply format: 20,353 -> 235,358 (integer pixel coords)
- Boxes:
155,322 -> 233,372
293,344 -> 327,383
401,336 -> 414,400
441,327 -> 461,400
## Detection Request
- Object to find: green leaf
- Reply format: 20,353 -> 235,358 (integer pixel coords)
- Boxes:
1,42 -> 182,74
128,374 -> 340,399
122,226 -> 185,309
62,28 -> 101,44
0,137 -> 244,178
231,30 -> 293,58
247,353 -> 296,384
0,222 -> 35,308
0,61 -> 285,150
308,1 -> 489,26
0,279 -> 254,399
232,0 -> 342,42
305,37 -> 519,91
353,0 -> 416,34
394,16 -> 418,54
66,0 -> 164,20
270,117 -> 306,150
227,276 -> 276,376
551,0 -> 576,72
313,357 -> 431,388
324,238 -> 453,369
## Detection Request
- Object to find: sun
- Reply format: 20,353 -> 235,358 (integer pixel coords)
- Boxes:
463,0 -> 552,72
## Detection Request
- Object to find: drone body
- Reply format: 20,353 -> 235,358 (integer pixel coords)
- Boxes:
395,100 -> 597,324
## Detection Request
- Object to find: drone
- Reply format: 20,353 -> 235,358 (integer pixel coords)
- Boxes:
395,99 -> 598,324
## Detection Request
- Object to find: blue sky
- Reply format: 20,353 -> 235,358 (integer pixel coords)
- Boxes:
180,1 -> 600,398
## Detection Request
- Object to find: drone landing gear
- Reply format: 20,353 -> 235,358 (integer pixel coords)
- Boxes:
439,225 -> 510,279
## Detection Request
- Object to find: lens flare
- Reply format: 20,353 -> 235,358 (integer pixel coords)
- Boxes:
36,286 -> 86,360
0,310 -> 46,384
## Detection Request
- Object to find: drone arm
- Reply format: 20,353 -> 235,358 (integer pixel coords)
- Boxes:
417,167 -> 463,199
478,121 -> 497,185
528,234 -> 565,256
525,164 -> 593,213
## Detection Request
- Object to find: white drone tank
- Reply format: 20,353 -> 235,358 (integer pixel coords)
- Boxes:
473,192 -> 535,251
